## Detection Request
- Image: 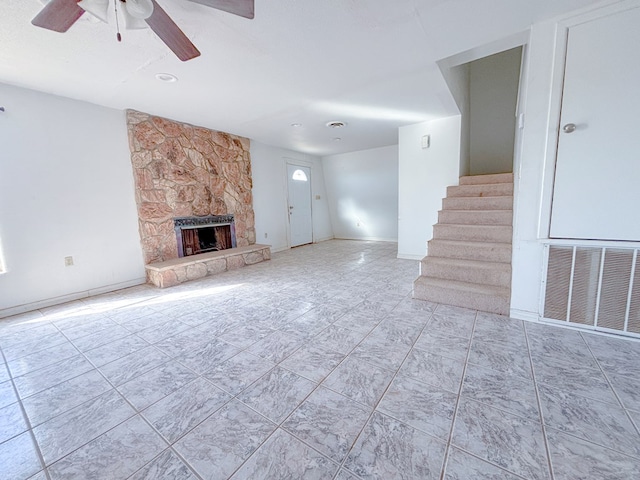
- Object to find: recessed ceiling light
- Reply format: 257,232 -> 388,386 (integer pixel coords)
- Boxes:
155,73 -> 178,83
332,137 -> 342,142
326,121 -> 347,128
290,123 -> 303,127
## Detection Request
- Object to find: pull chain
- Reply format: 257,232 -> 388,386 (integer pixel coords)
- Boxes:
115,0 -> 122,42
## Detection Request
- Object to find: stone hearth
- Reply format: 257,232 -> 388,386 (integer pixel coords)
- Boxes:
145,244 -> 271,288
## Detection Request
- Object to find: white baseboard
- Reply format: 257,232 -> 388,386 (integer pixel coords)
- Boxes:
397,253 -> 424,260
313,236 -> 335,243
333,235 -> 398,243
87,277 -> 148,296
509,308 -> 540,322
0,277 -> 147,319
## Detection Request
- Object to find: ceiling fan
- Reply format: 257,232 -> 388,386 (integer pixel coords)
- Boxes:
31,0 -> 254,61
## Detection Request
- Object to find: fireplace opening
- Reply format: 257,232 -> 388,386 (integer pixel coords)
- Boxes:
174,215 -> 236,258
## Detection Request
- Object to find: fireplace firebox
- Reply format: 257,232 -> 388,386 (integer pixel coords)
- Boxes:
174,215 -> 236,258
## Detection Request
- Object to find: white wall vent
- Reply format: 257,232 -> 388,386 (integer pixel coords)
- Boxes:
543,245 -> 639,337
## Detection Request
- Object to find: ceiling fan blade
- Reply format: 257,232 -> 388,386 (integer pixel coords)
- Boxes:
32,0 -> 85,32
187,0 -> 254,19
146,0 -> 201,61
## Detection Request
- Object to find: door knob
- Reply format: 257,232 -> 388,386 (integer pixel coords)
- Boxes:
563,123 -> 577,133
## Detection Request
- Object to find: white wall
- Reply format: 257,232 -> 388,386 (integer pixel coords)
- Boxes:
250,142 -> 333,252
0,83 -> 145,317
398,116 -> 461,259
469,47 -> 521,175
509,1 -> 640,321
322,145 -> 398,242
440,63 -> 470,176
509,22 -> 555,320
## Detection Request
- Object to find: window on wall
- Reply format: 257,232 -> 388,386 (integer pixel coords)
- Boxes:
292,169 -> 308,181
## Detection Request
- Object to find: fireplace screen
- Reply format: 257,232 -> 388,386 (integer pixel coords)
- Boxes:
174,215 -> 236,257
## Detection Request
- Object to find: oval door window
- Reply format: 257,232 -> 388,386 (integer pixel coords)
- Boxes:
291,169 -> 308,181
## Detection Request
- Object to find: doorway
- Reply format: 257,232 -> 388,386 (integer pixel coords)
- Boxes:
287,164 -> 313,247
467,46 -> 522,175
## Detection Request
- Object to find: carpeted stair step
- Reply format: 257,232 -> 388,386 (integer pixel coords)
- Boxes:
420,257 -> 511,288
443,195 -> 513,211
438,209 -> 513,226
428,239 -> 512,263
447,183 -> 513,198
433,224 -> 513,243
459,173 -> 514,185
413,276 -> 510,315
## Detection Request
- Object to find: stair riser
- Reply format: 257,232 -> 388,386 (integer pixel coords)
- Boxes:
413,279 -> 510,315
447,184 -> 513,197
433,225 -> 513,243
438,210 -> 512,226
421,260 -> 511,288
459,173 -> 514,185
443,196 -> 513,211
428,241 -> 512,263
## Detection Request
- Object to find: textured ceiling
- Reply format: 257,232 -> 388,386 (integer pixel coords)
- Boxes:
0,0 -> 601,155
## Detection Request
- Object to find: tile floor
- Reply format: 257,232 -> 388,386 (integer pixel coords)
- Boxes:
1,240 -> 640,479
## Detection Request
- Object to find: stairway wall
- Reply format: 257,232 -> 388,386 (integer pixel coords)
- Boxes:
398,116 -> 461,259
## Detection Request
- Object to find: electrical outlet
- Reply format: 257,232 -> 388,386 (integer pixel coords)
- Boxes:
64,256 -> 74,267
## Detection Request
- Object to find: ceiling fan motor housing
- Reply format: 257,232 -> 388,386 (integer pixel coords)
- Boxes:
31,0 -> 255,61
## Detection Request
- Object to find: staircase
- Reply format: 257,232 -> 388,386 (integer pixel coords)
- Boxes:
413,173 -> 513,315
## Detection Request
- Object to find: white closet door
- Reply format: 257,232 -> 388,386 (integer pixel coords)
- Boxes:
550,7 -> 640,241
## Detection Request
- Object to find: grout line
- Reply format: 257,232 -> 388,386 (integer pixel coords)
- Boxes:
579,331 -> 640,439
217,298 -> 429,480
10,318 -> 211,480
147,298 -> 404,478
1,243 -> 536,479
67,329 -> 207,480
448,445 -> 531,480
329,307 -> 439,477
523,321 -> 555,480
0,346 -> 52,480
438,309 -> 478,480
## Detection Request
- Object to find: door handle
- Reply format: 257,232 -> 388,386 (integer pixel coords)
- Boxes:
563,123 -> 577,133
289,206 -> 294,210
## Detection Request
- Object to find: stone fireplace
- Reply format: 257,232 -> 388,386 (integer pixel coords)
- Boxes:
126,110 -> 256,265
174,215 -> 236,257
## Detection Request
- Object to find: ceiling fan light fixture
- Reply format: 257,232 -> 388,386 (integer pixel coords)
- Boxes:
125,0 -> 154,20
120,5 -> 149,30
77,0 -> 110,23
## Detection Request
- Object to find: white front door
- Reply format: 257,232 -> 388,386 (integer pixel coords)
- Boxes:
287,164 -> 313,247
550,6 -> 640,241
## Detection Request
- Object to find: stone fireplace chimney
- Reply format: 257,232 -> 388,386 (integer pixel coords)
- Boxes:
126,110 -> 256,264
